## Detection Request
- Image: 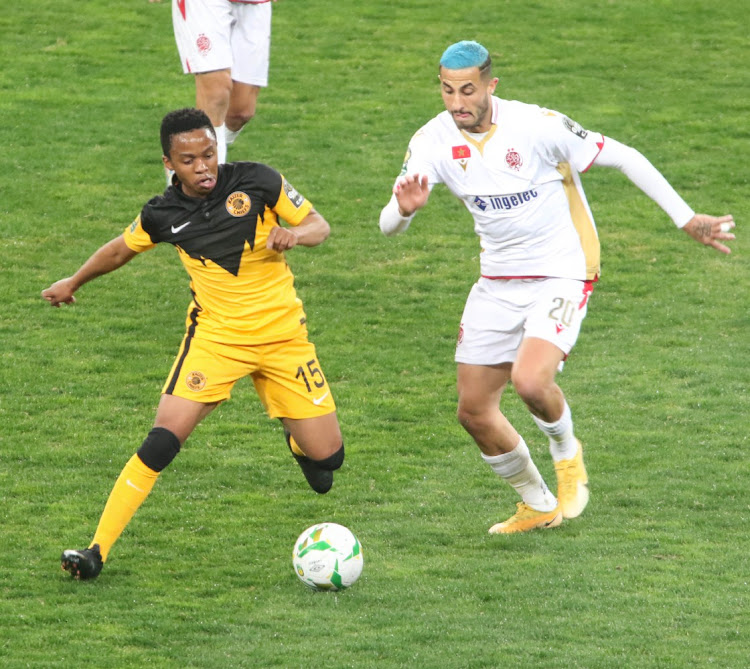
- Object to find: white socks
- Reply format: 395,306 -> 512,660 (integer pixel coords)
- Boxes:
532,401 -> 578,462
482,438 -> 557,511
224,125 -> 243,147
214,124 -> 227,164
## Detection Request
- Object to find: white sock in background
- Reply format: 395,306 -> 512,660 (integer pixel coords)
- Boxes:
215,124 -> 227,164
224,125 -> 243,147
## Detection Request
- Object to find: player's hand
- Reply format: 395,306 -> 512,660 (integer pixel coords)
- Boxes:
41,278 -> 78,307
393,174 -> 430,217
682,214 -> 735,254
266,226 -> 299,252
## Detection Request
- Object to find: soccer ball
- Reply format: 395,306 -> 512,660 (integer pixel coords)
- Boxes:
292,522 -> 363,591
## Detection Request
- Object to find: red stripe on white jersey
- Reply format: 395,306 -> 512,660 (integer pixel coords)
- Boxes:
582,137 -> 606,173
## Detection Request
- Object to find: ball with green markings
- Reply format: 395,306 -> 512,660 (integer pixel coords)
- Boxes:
292,522 -> 363,591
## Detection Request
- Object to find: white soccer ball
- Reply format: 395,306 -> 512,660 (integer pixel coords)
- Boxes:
292,522 -> 363,591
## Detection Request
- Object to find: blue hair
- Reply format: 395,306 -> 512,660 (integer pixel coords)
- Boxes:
439,41 -> 490,71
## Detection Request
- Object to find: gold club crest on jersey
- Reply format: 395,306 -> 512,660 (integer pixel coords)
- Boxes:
186,371 -> 207,391
226,192 -> 251,217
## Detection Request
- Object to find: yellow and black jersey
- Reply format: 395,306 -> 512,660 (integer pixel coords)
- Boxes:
123,162 -> 313,345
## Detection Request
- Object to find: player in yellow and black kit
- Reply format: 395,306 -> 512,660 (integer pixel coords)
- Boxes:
42,108 -> 344,580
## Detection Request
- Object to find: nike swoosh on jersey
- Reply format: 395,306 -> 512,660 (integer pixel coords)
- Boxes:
312,391 -> 330,406
171,221 -> 192,234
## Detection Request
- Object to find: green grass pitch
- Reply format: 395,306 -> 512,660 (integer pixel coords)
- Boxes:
1,1 -> 748,667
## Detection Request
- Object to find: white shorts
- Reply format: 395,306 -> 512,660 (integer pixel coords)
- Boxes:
455,277 -> 594,366
172,0 -> 272,86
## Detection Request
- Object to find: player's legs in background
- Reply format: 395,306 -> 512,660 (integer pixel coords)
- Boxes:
225,82 -> 260,146
457,362 -> 561,533
224,1 -> 270,149
170,0 -> 235,168
512,336 -> 588,518
194,69 -> 233,163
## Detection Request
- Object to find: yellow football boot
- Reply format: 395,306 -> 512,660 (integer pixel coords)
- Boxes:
488,502 -> 563,534
554,440 -> 589,519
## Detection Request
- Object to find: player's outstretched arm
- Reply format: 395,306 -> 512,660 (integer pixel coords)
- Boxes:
266,208 -> 330,251
41,235 -> 138,307
682,214 -> 735,254
593,139 -> 736,254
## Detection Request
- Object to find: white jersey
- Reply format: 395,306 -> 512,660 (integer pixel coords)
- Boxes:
401,97 -> 605,280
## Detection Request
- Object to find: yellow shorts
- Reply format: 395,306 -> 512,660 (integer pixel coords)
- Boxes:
162,334 -> 337,419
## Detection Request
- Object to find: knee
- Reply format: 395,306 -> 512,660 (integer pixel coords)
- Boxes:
456,404 -> 472,429
511,369 -> 548,408
225,108 -> 255,130
137,427 -> 181,472
456,402 -> 488,435
314,443 -> 345,471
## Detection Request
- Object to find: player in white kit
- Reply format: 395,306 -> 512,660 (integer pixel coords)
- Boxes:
167,0 -> 274,163
379,41 -> 735,534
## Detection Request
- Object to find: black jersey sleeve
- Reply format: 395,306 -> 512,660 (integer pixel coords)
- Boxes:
139,196 -> 166,244
226,162 -> 284,210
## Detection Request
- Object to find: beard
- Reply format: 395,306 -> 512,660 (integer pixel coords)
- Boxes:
451,96 -> 491,132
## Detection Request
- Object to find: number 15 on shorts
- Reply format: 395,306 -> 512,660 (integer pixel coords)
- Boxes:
296,359 -> 326,394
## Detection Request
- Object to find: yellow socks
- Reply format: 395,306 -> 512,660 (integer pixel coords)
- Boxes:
90,454 -> 159,562
287,432 -> 306,457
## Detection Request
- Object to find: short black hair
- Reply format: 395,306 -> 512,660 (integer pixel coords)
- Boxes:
160,108 -> 215,157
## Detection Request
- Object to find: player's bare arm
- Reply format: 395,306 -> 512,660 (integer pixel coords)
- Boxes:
682,214 -> 736,254
41,235 -> 138,307
265,208 -> 330,251
393,174 -> 430,217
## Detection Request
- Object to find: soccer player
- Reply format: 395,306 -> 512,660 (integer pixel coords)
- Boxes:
151,0 -> 276,164
43,108 -> 344,579
379,41 -> 735,535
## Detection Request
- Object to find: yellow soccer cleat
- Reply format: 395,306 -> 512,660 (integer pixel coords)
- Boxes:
488,502 -> 563,534
554,440 -> 589,519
